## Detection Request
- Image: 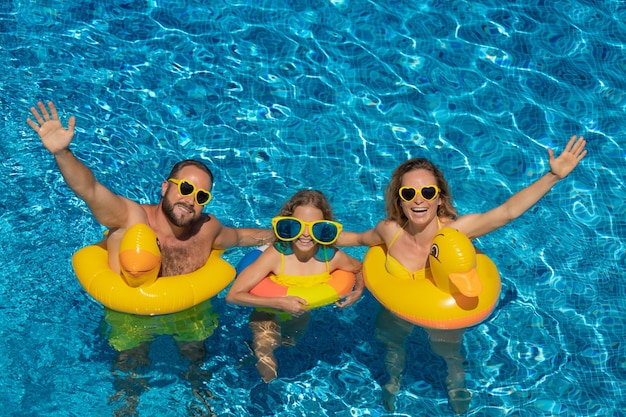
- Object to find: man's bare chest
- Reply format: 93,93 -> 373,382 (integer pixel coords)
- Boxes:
159,238 -> 212,276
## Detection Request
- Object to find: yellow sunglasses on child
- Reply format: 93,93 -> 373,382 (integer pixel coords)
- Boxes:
271,216 -> 342,245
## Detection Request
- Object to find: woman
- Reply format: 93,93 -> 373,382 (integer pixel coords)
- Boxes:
338,135 -> 587,414
226,189 -> 364,382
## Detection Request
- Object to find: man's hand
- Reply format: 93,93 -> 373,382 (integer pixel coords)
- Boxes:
27,101 -> 76,155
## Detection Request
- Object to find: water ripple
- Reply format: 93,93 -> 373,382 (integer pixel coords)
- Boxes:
3,0 -> 625,416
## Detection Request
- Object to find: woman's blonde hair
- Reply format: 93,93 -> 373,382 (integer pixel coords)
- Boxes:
385,158 -> 458,223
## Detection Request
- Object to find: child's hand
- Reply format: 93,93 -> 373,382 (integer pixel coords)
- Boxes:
336,269 -> 364,308
278,296 -> 308,316
336,287 -> 363,309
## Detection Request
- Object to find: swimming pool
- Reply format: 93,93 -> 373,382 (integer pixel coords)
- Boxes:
2,0 -> 625,415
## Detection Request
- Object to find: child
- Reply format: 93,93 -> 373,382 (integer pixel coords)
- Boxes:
226,190 -> 363,382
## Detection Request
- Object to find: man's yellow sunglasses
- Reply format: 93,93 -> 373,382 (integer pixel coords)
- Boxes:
167,178 -> 212,205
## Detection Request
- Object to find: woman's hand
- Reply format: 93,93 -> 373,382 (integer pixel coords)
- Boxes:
548,135 -> 587,179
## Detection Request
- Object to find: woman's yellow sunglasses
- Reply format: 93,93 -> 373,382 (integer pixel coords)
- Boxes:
399,185 -> 440,202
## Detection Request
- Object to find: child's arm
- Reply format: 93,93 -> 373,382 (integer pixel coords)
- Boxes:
331,251 -> 364,309
225,248 -> 309,316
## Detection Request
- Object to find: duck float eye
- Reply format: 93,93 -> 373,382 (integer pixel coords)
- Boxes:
430,243 -> 440,261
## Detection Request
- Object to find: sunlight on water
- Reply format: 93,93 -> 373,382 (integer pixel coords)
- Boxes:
1,0 -> 624,415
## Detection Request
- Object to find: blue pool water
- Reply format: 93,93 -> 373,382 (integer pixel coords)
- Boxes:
1,0 -> 625,415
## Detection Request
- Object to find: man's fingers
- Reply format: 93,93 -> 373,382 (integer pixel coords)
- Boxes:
29,106 -> 44,125
37,101 -> 51,121
48,101 -> 59,120
26,118 -> 38,130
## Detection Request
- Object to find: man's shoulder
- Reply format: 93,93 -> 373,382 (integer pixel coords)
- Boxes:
198,213 -> 225,235
139,203 -> 158,219
200,213 -> 218,225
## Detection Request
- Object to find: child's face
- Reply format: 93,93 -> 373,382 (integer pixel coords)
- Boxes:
290,204 -> 324,252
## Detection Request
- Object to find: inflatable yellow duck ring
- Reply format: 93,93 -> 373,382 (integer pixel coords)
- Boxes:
72,224 -> 235,315
363,227 -> 501,329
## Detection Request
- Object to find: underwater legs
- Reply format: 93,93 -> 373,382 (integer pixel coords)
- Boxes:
426,328 -> 471,415
249,311 -> 282,383
375,307 -> 414,412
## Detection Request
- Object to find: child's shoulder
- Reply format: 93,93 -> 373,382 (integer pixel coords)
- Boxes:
316,246 -> 338,262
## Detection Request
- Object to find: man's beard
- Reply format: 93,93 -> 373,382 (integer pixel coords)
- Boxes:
161,198 -> 198,228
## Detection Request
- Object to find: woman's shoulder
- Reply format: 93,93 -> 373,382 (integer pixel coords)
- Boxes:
377,218 -> 402,231
439,216 -> 457,227
376,219 -> 403,239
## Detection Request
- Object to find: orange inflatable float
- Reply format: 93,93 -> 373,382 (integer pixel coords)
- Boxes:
237,246 -> 356,309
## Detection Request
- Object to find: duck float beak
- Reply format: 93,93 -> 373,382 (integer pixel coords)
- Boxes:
448,268 -> 483,297
430,228 -> 483,298
119,224 -> 162,288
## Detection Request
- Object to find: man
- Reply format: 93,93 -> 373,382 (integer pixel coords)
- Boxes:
27,100 -> 273,415
27,101 -> 272,275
